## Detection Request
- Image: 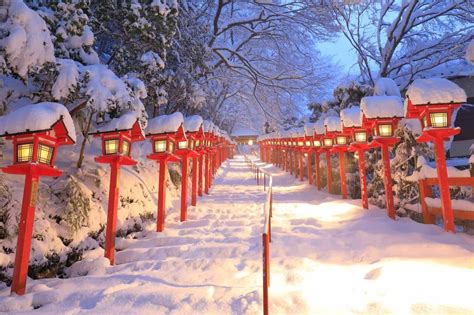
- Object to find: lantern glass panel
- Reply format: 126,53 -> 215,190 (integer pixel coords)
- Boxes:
305,140 -> 311,146
336,136 -> 347,145
178,140 -> 188,150
314,140 -> 321,147
37,144 -> 54,165
195,140 -> 201,148
248,140 -> 254,145
324,138 -> 333,146
430,112 -> 448,128
298,141 -> 304,146
154,140 -> 167,153
378,124 -> 392,137
122,140 -> 130,156
105,139 -> 119,155
354,131 -> 367,142
16,143 -> 33,163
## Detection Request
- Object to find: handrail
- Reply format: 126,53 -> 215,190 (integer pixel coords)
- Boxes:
243,154 -> 272,315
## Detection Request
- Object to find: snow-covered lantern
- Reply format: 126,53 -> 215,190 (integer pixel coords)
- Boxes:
405,78 -> 465,129
146,112 -> 184,232
341,106 -> 372,209
360,95 -> 404,220
90,112 -> 145,266
184,115 -> 204,207
0,103 -> 76,296
325,115 -> 349,199
405,78 -> 467,233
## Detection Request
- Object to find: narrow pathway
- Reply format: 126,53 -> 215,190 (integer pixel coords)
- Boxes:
1,156 -> 473,314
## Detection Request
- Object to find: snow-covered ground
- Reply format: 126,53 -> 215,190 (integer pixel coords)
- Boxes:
1,156 -> 473,314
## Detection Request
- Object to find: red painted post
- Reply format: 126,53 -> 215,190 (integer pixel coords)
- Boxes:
326,151 -> 333,194
289,151 -> 293,175
181,157 -> 189,222
157,160 -> 167,232
381,144 -> 395,220
299,151 -> 304,181
358,150 -> 369,209
338,151 -> 347,199
198,154 -> 203,197
307,152 -> 312,185
11,172 -> 38,295
191,157 -> 198,206
262,233 -> 270,315
433,137 -> 455,232
315,152 -> 321,190
204,153 -> 210,195
104,163 -> 120,265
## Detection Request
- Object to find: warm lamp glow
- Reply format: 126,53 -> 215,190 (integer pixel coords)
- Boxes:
178,140 -> 188,149
105,139 -> 119,155
16,143 -> 33,163
298,141 -> 304,147
154,140 -> 167,153
336,136 -> 347,145
195,140 -> 201,147
378,124 -> 393,137
314,140 -> 321,147
323,138 -> 333,147
305,140 -> 311,146
37,144 -> 54,164
122,140 -> 130,156
430,112 -> 448,128
354,131 -> 367,142
248,140 -> 254,146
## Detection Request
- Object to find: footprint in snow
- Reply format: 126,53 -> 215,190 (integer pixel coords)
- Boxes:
364,267 -> 383,280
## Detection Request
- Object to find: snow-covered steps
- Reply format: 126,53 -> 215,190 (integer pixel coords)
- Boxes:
1,155 -> 473,314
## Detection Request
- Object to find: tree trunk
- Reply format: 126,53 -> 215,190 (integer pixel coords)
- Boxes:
76,111 -> 93,169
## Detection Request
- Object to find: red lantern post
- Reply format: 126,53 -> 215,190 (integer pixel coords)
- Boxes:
312,120 -> 325,190
91,113 -> 145,265
325,116 -> 349,199
0,103 -> 76,295
146,112 -> 184,232
361,95 -> 404,220
184,115 -> 204,207
405,78 -> 467,232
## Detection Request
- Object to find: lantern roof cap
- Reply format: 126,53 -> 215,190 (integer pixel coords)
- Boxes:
146,112 -> 184,135
314,118 -> 326,135
184,115 -> 203,132
92,111 -> 145,140
324,116 -> 342,132
0,102 -> 76,142
360,95 -> 404,119
340,106 -> 362,128
405,78 -> 467,106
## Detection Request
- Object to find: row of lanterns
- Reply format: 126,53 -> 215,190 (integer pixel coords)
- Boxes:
0,105 -> 235,296
258,78 -> 466,233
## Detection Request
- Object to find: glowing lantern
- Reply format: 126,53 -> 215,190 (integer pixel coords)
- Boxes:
0,103 -> 75,296
91,113 -> 145,265
184,115 -> 204,207
405,78 -> 467,232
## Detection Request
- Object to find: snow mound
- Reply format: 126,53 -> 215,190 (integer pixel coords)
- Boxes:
340,106 -> 361,128
0,1 -> 56,78
141,51 -> 165,70
360,96 -> 404,119
406,78 -> 467,106
146,112 -> 183,134
184,115 -> 203,132
95,112 -> 143,135
67,257 -> 109,278
374,78 -> 400,97
406,156 -> 471,181
52,59 -> 80,101
0,102 -> 76,142
324,116 -> 342,132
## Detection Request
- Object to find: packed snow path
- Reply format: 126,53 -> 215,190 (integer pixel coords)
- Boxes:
1,156 -> 473,314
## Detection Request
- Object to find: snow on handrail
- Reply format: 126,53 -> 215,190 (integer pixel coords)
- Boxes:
263,175 -> 272,235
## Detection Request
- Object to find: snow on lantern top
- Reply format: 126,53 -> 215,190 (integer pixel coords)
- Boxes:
405,78 -> 467,106
360,96 -> 404,119
184,115 -> 203,133
93,111 -> 145,140
146,112 -> 184,135
324,116 -> 342,132
0,102 -> 76,143
340,106 -> 361,128
373,77 -> 401,97
313,119 -> 326,136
